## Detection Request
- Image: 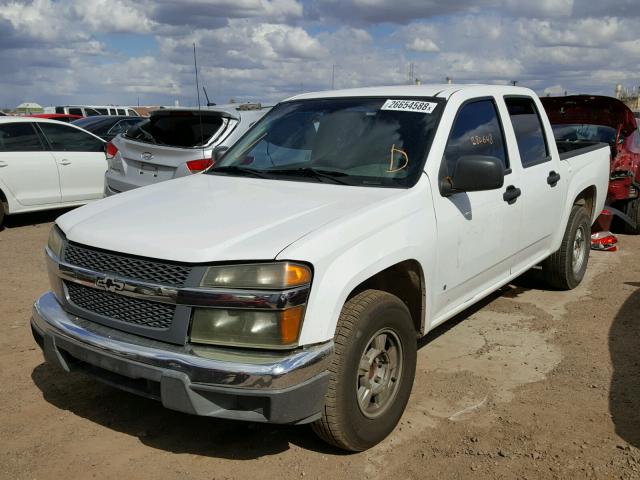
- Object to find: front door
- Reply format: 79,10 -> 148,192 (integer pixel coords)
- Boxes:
431,98 -> 523,320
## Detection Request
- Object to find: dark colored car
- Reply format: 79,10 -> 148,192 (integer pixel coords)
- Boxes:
542,95 -> 640,234
29,113 -> 83,123
72,115 -> 145,142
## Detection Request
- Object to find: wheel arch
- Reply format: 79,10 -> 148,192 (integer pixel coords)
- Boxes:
345,259 -> 426,336
572,185 -> 597,221
0,185 -> 8,215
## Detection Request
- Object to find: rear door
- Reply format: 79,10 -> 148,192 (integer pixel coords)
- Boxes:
431,97 -> 524,318
37,122 -> 106,202
0,122 -> 60,206
503,96 -> 563,270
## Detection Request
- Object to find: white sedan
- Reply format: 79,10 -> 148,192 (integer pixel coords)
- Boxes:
0,117 -> 106,226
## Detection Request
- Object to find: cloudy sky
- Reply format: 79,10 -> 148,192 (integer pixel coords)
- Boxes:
1,0 -> 639,109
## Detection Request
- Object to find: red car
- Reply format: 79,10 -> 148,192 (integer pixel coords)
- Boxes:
29,113 -> 83,123
542,95 -> 640,234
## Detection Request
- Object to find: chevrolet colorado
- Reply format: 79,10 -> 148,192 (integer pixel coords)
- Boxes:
32,85 -> 609,451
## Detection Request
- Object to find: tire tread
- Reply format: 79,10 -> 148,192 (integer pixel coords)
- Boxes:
312,290 -> 400,450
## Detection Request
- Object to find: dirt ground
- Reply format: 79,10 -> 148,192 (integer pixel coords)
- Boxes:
1,209 -> 639,480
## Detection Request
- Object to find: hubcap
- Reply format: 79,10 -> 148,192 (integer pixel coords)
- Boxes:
572,225 -> 586,275
356,328 -> 403,418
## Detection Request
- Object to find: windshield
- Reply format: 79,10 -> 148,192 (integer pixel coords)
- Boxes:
209,97 -> 443,188
552,124 -> 617,144
125,111 -> 225,148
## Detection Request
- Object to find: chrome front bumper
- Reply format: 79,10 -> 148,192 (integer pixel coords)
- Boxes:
32,292 -> 332,424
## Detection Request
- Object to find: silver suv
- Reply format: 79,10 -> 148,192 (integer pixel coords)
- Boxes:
104,103 -> 270,195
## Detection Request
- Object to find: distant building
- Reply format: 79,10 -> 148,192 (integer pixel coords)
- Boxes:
15,102 -> 43,114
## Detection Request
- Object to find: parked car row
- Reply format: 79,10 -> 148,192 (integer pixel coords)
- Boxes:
0,103 -> 270,225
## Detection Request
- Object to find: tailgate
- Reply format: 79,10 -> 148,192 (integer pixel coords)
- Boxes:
118,139 -> 210,185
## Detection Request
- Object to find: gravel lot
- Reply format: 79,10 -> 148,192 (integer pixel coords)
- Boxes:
1,209 -> 639,479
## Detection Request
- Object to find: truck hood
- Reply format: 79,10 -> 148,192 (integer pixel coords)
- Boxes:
57,174 -> 400,263
541,95 -> 638,136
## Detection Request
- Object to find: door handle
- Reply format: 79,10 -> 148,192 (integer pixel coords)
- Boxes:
547,170 -> 561,186
0,160 -> 7,167
58,159 -> 72,166
503,185 -> 521,204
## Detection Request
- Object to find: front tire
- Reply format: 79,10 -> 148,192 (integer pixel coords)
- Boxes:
312,289 -> 417,452
542,205 -> 590,290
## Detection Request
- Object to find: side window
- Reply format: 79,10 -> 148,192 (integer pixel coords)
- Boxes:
55,107 -> 64,114
96,108 -> 108,115
38,123 -> 104,152
444,99 -> 508,176
127,109 -> 139,117
505,97 -> 549,167
0,123 -> 45,152
108,120 -> 134,136
117,108 -> 125,115
68,108 -> 82,116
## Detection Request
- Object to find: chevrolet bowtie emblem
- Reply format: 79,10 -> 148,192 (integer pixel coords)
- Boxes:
95,277 -> 125,293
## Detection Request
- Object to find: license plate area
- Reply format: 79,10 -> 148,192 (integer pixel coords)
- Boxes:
138,162 -> 158,177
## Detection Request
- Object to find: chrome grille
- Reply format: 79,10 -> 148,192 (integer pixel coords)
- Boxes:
63,243 -> 192,287
66,282 -> 175,330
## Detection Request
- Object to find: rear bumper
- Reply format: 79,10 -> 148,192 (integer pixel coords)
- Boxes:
104,171 -> 134,196
32,292 -> 332,424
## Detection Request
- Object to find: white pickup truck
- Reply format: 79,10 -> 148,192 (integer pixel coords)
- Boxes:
32,85 -> 609,451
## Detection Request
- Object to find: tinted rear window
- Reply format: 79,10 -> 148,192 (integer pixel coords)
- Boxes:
0,123 -> 44,151
125,112 -> 224,147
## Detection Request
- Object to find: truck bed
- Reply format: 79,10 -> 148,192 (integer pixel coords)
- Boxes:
556,140 -> 611,161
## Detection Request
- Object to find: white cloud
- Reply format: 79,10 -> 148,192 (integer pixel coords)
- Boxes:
406,38 -> 439,53
1,0 -> 639,109
73,0 -> 154,33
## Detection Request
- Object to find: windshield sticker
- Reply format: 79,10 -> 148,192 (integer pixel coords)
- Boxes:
381,99 -> 438,114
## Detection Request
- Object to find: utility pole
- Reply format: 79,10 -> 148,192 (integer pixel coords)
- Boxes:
331,64 -> 335,89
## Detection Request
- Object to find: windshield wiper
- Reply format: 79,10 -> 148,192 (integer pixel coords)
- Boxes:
266,167 -> 350,185
210,165 -> 272,179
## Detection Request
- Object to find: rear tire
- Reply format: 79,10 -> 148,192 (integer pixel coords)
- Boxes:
542,205 -> 590,290
312,289 -> 417,452
623,198 -> 640,235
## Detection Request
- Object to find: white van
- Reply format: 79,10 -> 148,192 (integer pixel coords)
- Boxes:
45,106 -> 140,117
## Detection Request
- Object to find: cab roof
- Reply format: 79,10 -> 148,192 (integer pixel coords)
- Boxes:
285,84 -> 536,102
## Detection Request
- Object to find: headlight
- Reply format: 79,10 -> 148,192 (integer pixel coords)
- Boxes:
190,306 -> 304,349
201,262 -> 311,289
47,225 -> 64,258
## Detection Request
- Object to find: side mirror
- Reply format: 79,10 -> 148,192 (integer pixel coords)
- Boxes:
212,145 -> 229,164
441,155 -> 504,196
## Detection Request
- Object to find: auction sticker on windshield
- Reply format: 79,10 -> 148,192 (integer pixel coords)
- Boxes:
381,99 -> 438,114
